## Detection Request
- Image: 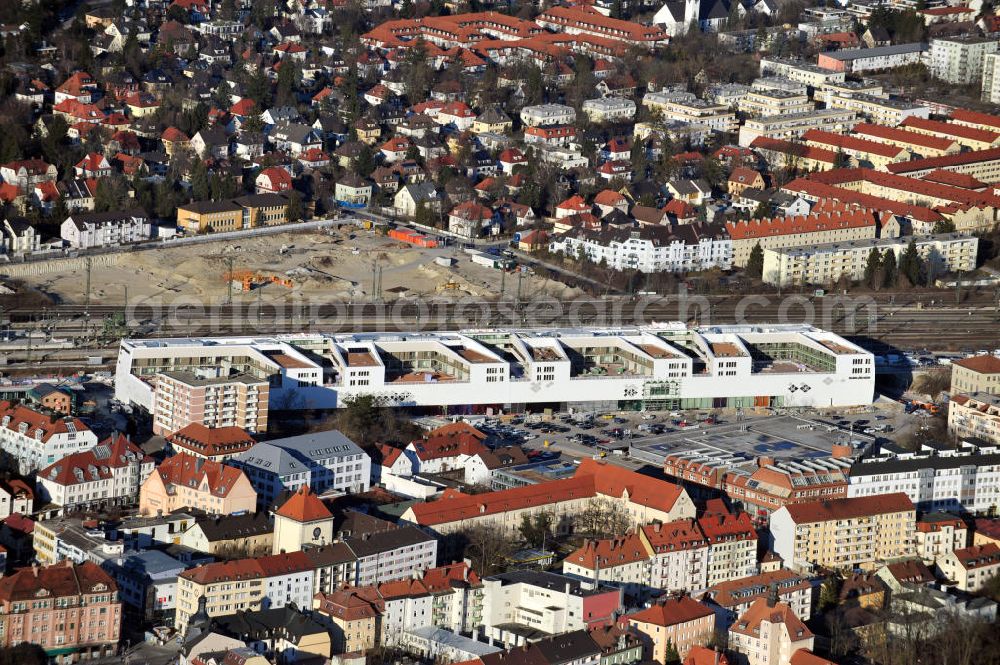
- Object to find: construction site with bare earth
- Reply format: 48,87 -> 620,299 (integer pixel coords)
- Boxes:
12,225 -> 583,306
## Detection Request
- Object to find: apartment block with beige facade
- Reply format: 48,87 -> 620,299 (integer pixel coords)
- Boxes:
950,355 -> 1000,395
627,595 -> 715,661
948,391 -> 1000,444
725,202 -> 882,268
937,543 -> 1000,592
151,370 -> 269,436
770,493 -> 916,572
762,233 -> 978,287
738,109 -> 857,147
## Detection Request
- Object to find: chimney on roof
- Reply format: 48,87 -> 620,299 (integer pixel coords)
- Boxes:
714,647 -> 721,665
766,581 -> 779,608
31,563 -> 38,577
757,456 -> 775,468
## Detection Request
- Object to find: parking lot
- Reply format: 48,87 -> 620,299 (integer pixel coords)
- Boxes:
478,408 -> 910,469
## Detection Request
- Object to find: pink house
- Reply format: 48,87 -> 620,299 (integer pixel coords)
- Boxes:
0,561 -> 121,662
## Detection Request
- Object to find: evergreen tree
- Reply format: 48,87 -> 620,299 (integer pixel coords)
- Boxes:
356,144 -> 375,178
863,246 -> 881,288
899,239 -> 923,286
286,190 -> 303,222
663,639 -> 680,664
746,242 -> 764,278
881,249 -> 898,289
190,160 -> 210,201
932,220 -> 956,234
276,60 -> 299,106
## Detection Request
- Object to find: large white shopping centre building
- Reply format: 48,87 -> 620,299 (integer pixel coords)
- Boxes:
114,323 -> 875,415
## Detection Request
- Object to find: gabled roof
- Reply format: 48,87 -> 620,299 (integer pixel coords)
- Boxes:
152,452 -> 249,499
41,434 -> 151,486
0,561 -> 115,602
729,598 -> 812,640
781,493 -> 913,524
0,401 -> 91,444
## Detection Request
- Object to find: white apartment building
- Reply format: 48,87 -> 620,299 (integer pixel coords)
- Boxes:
938,544 -> 1000,592
759,57 -> 846,87
738,109 -> 857,147
915,514 -> 968,565
0,402 -> 97,474
642,92 -> 738,133
347,526 -> 438,587
949,391 -> 1000,444
824,93 -> 930,126
930,36 -> 1000,85
581,97 -> 636,122
61,209 -> 153,248
982,52 -> 1000,104
38,434 -> 154,512
549,223 -> 733,273
115,326 -> 877,413
761,233 -> 979,287
737,90 -> 814,118
519,104 -> 576,127
848,440 -> 1000,514
817,43 -> 927,74
480,571 -> 622,647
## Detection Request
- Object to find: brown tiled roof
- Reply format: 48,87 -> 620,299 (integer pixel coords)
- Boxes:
730,598 -> 812,640
952,543 -> 1000,570
153,452 -> 249,498
0,560 -> 116,601
167,423 -> 256,457
952,355 -> 1000,374
628,595 -> 713,627
40,434 -> 151,486
782,492 -> 913,523
0,401 -> 91,443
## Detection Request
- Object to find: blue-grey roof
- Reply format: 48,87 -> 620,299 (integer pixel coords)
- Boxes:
235,430 -> 363,475
121,549 -> 187,577
822,42 -> 927,61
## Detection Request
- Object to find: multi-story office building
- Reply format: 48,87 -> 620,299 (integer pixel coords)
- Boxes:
116,326 -> 877,414
38,434 -> 154,512
930,36 -> 1000,85
0,561 -> 122,661
848,440 -> 1000,514
151,370 -> 269,436
761,233 -> 979,287
0,401 -> 97,474
770,493 -> 916,571
233,431 -> 370,507
818,42 -> 927,73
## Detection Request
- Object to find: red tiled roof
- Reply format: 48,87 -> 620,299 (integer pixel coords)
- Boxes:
950,108 -> 1000,131
883,558 -> 934,584
40,434 -> 151,486
952,354 -> 1000,374
0,561 -> 116,602
567,532 -> 649,569
166,423 -> 256,457
726,201 -> 880,241
152,452 -> 249,499
887,147 -> 1000,174
951,543 -> 1000,570
275,485 -> 333,523
557,194 -> 590,211
900,116 -> 1000,143
628,595 -> 713,627
0,401 -> 90,443
802,129 -> 905,159
782,493 -> 913,524
750,137 -> 836,164
789,650 -> 838,665
730,598 -> 812,639
853,122 -> 956,151
576,458 -> 684,514
921,168 -> 985,189
782,178 -> 943,223
161,126 -> 190,142
685,646 -> 731,665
